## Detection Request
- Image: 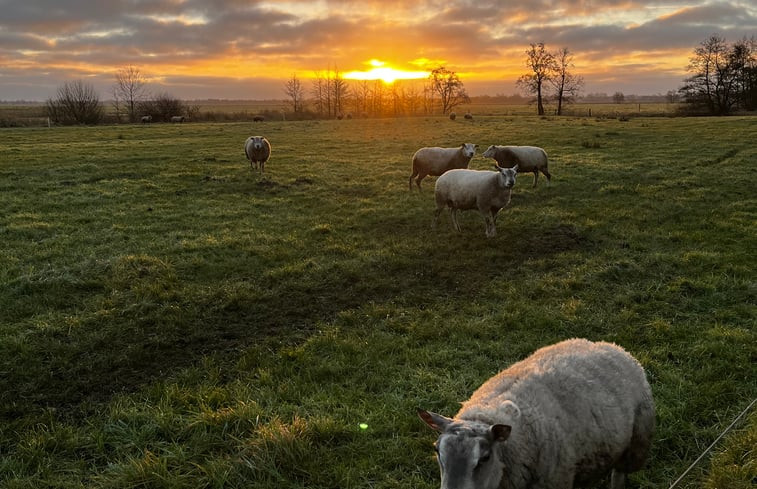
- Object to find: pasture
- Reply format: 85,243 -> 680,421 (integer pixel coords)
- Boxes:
0,115 -> 755,488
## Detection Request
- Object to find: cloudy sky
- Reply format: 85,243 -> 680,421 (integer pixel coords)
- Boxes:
1,0 -> 755,100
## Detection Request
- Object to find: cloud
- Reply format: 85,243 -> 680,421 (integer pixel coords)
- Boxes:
1,0 -> 756,99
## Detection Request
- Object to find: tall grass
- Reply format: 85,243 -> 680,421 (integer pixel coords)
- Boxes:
0,115 -> 755,488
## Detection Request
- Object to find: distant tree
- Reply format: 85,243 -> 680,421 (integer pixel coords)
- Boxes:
612,91 -> 625,104
331,67 -> 349,118
45,80 -> 104,125
549,47 -> 583,115
114,65 -> 148,122
139,92 -> 185,122
517,42 -> 556,115
428,66 -> 470,114
284,73 -> 305,113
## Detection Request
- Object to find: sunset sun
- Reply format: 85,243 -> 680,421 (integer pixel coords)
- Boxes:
344,59 -> 429,84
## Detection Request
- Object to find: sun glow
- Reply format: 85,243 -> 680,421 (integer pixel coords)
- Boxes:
344,59 -> 429,84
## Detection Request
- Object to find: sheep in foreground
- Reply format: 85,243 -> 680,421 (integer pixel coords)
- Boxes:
433,165 -> 518,238
418,338 -> 655,489
409,143 -> 477,191
244,136 -> 271,174
482,145 -> 551,187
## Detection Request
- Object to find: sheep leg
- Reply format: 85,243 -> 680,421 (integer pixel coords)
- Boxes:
450,209 -> 462,232
532,170 -> 539,187
409,170 -> 418,191
432,207 -> 443,229
542,168 -> 552,186
609,469 -> 626,489
259,161 -> 265,175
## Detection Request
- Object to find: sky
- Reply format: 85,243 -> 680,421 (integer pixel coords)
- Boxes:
1,1 -> 756,101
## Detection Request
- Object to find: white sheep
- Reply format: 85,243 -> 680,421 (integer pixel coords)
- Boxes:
244,136 -> 271,174
482,145 -> 551,187
433,166 -> 518,238
409,143 -> 477,191
140,115 -> 152,123
418,338 -> 655,489
170,115 -> 185,123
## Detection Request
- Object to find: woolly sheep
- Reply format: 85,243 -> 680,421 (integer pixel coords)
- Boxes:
253,115 -> 265,122
433,166 -> 518,238
482,145 -> 551,187
449,112 -> 457,120
409,143 -> 477,191
464,112 -> 473,120
140,115 -> 152,123
418,338 -> 655,489
244,136 -> 271,174
170,115 -> 185,123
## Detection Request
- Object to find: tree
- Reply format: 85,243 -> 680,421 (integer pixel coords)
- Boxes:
139,92 -> 185,122
331,67 -> 349,118
550,47 -> 583,115
612,91 -> 625,104
283,73 -> 304,113
114,65 -> 148,122
428,66 -> 470,114
45,80 -> 103,125
517,42 -> 556,115
677,34 -> 754,115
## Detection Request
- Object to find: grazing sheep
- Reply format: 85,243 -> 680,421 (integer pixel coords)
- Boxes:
253,115 -> 265,122
464,112 -> 473,120
140,115 -> 152,123
409,143 -> 477,191
449,112 -> 457,120
433,166 -> 518,238
244,136 -> 271,174
170,115 -> 185,123
482,145 -> 551,187
418,338 -> 655,489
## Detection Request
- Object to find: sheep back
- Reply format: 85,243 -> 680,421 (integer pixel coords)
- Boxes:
434,169 -> 510,212
458,338 -> 654,487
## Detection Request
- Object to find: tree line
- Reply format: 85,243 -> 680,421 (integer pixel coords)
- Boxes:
42,34 -> 756,125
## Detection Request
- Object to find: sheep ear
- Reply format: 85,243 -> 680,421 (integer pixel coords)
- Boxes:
417,409 -> 453,432
512,164 -> 519,172
490,424 -> 512,442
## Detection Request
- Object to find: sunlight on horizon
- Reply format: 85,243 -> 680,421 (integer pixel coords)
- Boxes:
344,59 -> 429,84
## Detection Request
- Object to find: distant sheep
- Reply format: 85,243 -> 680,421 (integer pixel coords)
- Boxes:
170,115 -> 185,123
253,115 -> 265,122
409,143 -> 477,191
140,115 -> 152,123
433,165 -> 517,238
464,112 -> 473,120
449,112 -> 456,120
244,136 -> 271,174
483,145 -> 550,187
418,338 -> 654,489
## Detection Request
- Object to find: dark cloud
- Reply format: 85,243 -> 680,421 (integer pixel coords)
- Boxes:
1,0 -> 755,99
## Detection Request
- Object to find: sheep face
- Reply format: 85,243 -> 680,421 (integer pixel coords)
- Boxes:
418,410 -> 513,489
496,165 -> 518,188
461,143 -> 477,159
250,137 -> 266,151
482,145 -> 497,159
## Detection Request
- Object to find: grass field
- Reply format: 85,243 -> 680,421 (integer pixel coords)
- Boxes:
0,115 -> 755,488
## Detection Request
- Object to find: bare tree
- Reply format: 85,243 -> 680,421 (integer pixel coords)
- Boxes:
46,80 -> 103,125
114,65 -> 148,122
517,42 -> 556,115
332,67 -> 349,118
612,91 -> 625,104
428,66 -> 470,114
284,73 -> 305,113
550,47 -> 583,115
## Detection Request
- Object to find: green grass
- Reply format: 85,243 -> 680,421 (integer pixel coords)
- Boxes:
0,115 -> 755,488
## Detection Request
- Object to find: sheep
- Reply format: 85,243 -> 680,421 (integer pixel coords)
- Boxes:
244,136 -> 271,174
464,112 -> 473,120
170,115 -> 185,123
140,115 -> 152,123
433,165 -> 518,238
418,338 -> 655,489
409,143 -> 477,191
449,112 -> 457,120
253,115 -> 265,122
482,145 -> 551,187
